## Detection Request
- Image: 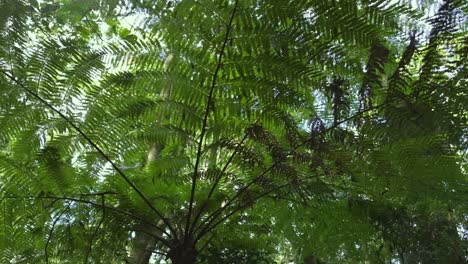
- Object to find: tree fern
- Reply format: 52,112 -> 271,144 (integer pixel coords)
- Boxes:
0,0 -> 466,263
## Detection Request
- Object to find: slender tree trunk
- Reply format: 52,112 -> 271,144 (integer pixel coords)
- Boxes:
128,54 -> 174,264
127,223 -> 158,264
127,144 -> 163,264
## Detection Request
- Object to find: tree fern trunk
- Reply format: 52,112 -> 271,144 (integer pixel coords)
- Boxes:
168,241 -> 197,264
304,254 -> 325,264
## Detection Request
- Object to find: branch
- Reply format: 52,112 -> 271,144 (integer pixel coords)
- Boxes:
84,12 -> 104,42
198,233 -> 216,254
185,0 -> 239,241
392,33 -> 417,80
80,191 -> 118,197
197,173 -> 324,241
195,181 -> 291,242
151,250 -> 168,257
48,196 -> 171,244
84,195 -> 106,264
45,204 -> 70,264
195,102 -> 388,234
263,195 -> 304,204
387,32 -> 417,102
189,131 -> 248,235
3,194 -> 170,245
194,0 -> 228,25
0,70 -> 177,237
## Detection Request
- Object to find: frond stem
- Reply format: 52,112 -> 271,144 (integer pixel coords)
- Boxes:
189,132 -> 248,235
184,0 -> 239,242
84,195 -> 106,264
45,203 -> 70,264
195,181 -> 291,242
195,102 -> 389,236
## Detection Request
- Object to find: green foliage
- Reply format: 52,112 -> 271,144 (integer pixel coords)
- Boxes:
0,0 -> 467,263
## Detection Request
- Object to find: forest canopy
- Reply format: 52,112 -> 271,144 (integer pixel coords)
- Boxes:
0,0 -> 467,263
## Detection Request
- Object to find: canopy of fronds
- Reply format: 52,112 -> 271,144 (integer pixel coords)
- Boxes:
0,0 -> 466,263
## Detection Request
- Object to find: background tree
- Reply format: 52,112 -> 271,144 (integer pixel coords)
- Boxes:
0,0 -> 466,263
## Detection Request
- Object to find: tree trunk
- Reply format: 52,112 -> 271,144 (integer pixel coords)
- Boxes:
127,223 -> 159,264
127,144 -> 163,264
304,254 -> 325,264
168,242 -> 197,264
129,53 -> 175,264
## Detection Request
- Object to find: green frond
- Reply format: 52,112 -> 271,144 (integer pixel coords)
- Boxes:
0,0 -> 466,263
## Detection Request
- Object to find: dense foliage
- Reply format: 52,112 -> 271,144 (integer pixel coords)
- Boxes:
0,0 -> 467,263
